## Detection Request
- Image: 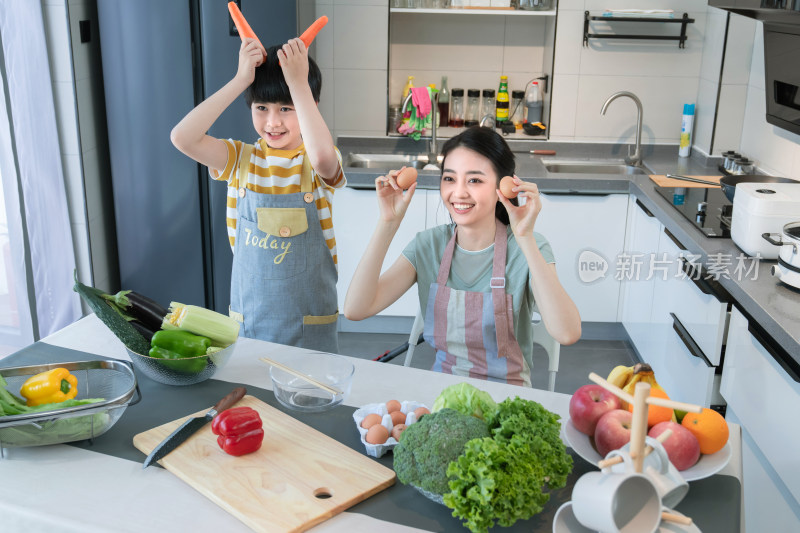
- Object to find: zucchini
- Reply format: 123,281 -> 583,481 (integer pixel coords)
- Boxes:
73,272 -> 150,355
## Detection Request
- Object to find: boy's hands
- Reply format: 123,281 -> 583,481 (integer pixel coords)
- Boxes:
236,38 -> 267,87
497,176 -> 543,237
278,38 -> 309,88
375,168 -> 418,225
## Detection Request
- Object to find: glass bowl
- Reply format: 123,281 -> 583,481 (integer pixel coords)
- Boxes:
126,342 -> 236,386
269,353 -> 354,413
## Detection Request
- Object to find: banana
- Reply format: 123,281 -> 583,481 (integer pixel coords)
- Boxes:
606,365 -> 634,389
620,363 -> 673,413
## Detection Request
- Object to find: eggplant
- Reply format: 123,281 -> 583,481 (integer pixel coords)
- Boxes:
102,290 -> 169,331
130,320 -> 156,344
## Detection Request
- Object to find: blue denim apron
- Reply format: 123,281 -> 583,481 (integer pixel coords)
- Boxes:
228,142 -> 339,352
424,219 -> 529,386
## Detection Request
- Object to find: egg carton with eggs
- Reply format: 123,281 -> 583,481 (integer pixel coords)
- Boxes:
353,400 -> 429,458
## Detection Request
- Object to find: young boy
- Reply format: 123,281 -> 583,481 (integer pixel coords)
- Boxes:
171,38 -> 346,352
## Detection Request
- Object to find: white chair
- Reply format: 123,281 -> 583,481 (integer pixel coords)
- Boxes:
402,306 -> 561,392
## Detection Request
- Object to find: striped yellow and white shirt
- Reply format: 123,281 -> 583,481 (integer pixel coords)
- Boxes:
210,139 -> 347,265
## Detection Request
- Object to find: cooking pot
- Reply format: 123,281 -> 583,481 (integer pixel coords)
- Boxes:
666,174 -> 799,203
763,221 -> 800,289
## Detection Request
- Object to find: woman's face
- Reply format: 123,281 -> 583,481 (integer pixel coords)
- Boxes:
440,146 -> 499,227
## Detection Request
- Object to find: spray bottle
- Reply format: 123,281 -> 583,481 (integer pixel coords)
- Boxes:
679,103 -> 695,157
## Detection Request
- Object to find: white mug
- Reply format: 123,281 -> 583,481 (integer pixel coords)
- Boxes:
572,471 -> 661,533
606,436 -> 690,508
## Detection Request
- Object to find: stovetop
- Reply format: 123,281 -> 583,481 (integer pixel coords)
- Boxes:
655,186 -> 733,238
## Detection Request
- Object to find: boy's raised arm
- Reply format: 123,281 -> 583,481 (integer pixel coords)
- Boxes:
171,39 -> 266,174
279,38 -> 341,183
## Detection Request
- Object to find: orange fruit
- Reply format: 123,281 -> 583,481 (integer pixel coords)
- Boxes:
681,408 -> 729,455
627,386 -> 673,428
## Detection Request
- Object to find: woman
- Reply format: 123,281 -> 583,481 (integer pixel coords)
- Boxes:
344,127 -> 580,386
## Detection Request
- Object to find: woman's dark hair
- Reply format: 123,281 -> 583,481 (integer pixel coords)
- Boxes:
244,44 -> 322,106
439,126 -> 517,225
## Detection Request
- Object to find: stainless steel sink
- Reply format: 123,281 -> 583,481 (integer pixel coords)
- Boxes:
345,153 -> 441,170
544,160 -> 648,175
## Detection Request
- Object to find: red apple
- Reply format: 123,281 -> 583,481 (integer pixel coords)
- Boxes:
569,384 -> 622,436
594,409 -> 633,457
649,421 -> 701,471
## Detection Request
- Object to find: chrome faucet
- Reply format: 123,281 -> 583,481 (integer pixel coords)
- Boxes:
402,90 -> 440,166
600,91 -> 643,167
479,113 -> 495,129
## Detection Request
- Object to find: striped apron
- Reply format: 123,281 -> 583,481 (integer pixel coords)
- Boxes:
228,143 -> 339,353
424,219 -> 530,386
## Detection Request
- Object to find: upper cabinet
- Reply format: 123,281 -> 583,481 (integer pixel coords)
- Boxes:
387,3 -> 558,139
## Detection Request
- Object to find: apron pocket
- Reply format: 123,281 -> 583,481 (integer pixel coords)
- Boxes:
302,312 -> 339,353
257,207 -> 308,237
235,215 -> 307,280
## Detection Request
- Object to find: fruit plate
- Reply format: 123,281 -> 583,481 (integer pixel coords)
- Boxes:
562,418 -> 731,482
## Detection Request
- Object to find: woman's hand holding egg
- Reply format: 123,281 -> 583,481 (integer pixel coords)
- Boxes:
497,176 -> 543,236
375,167 -> 417,225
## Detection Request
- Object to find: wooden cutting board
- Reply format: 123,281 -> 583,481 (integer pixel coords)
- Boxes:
649,174 -> 722,187
133,395 -> 396,533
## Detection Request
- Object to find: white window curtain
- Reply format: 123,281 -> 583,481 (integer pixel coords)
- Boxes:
0,1 -> 80,344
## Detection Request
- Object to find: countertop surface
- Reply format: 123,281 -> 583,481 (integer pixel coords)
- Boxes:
337,136 -> 800,372
0,315 -> 743,533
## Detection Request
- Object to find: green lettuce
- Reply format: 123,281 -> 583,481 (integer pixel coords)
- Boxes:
431,382 -> 498,420
442,396 -> 573,533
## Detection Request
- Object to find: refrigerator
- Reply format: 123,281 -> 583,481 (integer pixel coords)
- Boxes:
97,0 -> 296,311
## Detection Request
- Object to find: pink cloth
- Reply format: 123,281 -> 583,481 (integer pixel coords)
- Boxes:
410,87 -> 432,118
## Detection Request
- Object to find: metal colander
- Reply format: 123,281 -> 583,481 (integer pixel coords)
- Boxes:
0,360 -> 140,452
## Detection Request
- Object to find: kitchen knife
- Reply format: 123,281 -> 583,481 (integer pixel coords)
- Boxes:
142,386 -> 246,468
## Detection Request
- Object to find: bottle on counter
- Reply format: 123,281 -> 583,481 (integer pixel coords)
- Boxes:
401,75 -> 415,107
449,88 -> 465,127
679,103 -> 695,158
465,89 -> 481,127
524,81 -> 542,124
438,76 -> 450,127
495,75 -> 509,126
481,89 -> 495,124
511,90 -> 525,130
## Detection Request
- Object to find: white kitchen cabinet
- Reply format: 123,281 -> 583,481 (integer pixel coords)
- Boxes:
333,187 -> 427,318
643,228 -> 728,407
620,197 -> 663,358
534,193 -> 629,322
721,306 -> 800,527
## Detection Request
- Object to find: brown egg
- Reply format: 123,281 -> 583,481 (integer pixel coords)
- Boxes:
361,413 -> 382,429
386,400 -> 402,413
390,410 -> 407,426
365,424 -> 389,444
396,167 -> 418,189
413,407 -> 430,418
391,424 -> 407,441
499,176 -> 517,199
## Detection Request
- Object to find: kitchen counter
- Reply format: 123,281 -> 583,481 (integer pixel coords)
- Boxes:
0,315 -> 743,532
337,136 -> 800,372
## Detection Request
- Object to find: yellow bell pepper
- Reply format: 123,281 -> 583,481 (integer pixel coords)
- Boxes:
20,368 -> 78,407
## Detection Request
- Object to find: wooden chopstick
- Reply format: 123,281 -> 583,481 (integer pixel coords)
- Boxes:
587,372 -> 702,413
259,357 -> 343,396
597,429 -> 673,469
662,511 -> 693,525
629,382 -> 650,473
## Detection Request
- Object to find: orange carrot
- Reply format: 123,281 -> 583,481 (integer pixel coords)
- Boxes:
227,2 -> 265,54
299,16 -> 328,48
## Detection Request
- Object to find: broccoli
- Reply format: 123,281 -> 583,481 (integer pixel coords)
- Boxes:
393,408 -> 490,495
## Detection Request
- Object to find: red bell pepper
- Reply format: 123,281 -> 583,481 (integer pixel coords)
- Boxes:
211,406 -> 264,456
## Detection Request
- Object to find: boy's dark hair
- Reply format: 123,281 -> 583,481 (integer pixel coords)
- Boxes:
244,44 -> 322,106
439,127 -> 518,225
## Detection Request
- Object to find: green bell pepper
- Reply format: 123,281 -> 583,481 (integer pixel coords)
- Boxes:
148,346 -> 208,375
151,330 -> 211,357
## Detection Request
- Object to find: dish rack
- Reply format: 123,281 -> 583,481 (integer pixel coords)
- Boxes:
0,360 -> 140,455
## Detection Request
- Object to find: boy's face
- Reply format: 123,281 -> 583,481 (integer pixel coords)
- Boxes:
251,102 -> 302,150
